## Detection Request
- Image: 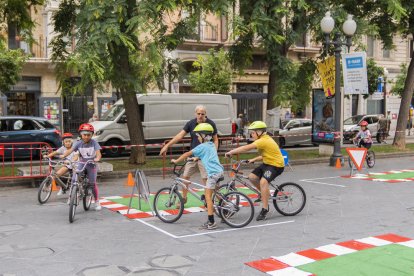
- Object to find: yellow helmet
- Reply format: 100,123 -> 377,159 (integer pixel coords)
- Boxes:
248,121 -> 267,130
194,123 -> 214,134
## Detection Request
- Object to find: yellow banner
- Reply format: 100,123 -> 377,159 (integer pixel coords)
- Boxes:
317,56 -> 335,97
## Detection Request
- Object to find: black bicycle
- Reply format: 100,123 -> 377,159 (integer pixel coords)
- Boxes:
68,160 -> 95,223
348,139 -> 375,168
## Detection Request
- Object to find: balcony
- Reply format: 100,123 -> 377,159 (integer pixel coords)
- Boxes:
186,23 -> 219,42
9,37 -> 47,60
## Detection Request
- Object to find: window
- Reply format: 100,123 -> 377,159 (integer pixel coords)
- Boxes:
383,48 -> 390,58
367,36 -> 374,57
302,120 -> 312,127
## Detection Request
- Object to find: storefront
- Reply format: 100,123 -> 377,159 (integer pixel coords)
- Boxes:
6,77 -> 41,116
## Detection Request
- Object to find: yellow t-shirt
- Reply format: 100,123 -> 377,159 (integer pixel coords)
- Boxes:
253,134 -> 284,167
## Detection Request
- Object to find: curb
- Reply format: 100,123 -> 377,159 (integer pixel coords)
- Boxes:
3,152 -> 414,187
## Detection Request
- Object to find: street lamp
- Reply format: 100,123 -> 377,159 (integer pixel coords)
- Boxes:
320,12 -> 357,166
382,67 -> 389,116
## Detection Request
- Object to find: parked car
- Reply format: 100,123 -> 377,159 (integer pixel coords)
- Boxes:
343,114 -> 381,143
0,116 -> 62,159
278,119 -> 313,147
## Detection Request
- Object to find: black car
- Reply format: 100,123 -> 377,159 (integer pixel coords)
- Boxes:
0,116 -> 62,159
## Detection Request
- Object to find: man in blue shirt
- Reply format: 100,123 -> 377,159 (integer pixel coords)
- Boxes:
172,123 -> 223,230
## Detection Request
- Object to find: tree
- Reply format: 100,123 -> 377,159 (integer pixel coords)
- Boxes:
51,0 -> 233,164
0,0 -> 44,92
391,63 -> 408,97
367,58 -> 384,95
188,49 -> 232,94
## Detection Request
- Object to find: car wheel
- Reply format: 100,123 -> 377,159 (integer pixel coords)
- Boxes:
104,139 -> 124,157
279,137 -> 285,148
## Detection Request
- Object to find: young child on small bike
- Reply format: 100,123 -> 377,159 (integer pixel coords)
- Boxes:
353,120 -> 372,149
45,133 -> 78,196
62,123 -> 102,211
171,123 -> 224,230
225,121 -> 284,221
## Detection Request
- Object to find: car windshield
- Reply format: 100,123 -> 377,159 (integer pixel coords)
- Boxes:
281,120 -> 289,128
344,115 -> 364,125
100,104 -> 123,121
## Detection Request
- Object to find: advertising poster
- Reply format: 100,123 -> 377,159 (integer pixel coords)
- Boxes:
312,89 -> 335,144
317,56 -> 336,98
342,52 -> 369,95
42,99 -> 60,127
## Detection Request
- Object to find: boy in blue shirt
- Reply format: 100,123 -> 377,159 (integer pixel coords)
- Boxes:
172,123 -> 223,230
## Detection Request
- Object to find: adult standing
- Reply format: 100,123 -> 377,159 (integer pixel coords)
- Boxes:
159,105 -> 218,205
235,113 -> 245,137
89,113 -> 99,123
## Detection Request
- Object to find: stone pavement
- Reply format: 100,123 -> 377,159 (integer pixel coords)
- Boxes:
1,156 -> 414,275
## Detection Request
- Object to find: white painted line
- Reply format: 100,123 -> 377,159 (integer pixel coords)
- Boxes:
356,237 -> 392,246
135,219 -> 294,239
316,244 -> 356,255
300,179 -> 346,188
273,252 -> 315,266
175,220 -> 295,239
135,219 -> 178,239
117,209 -> 141,215
102,204 -> 126,209
398,240 -> 414,248
267,266 -> 313,276
103,196 -> 124,199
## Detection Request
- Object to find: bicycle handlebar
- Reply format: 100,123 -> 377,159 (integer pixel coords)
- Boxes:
43,157 -> 70,168
69,160 -> 97,173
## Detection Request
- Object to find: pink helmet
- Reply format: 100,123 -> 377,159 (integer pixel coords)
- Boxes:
359,120 -> 368,127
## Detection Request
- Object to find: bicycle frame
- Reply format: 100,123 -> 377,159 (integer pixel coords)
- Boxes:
45,157 -> 72,189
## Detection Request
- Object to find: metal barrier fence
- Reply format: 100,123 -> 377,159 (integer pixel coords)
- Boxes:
0,142 -> 53,180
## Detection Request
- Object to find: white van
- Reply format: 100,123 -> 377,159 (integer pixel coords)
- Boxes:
91,93 -> 236,156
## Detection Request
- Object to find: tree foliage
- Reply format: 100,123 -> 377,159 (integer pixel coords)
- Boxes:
0,0 -> 44,92
391,63 -> 408,97
189,49 -> 232,94
366,58 -> 384,95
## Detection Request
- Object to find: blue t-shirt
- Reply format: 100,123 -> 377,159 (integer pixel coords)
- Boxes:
192,142 -> 223,176
183,118 -> 217,149
72,139 -> 101,161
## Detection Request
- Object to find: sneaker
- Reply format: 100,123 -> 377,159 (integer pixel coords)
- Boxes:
94,202 -> 102,211
200,221 -> 217,230
57,188 -> 64,196
256,208 -> 269,221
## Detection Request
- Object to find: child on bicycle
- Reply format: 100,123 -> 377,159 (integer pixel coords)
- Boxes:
45,133 -> 78,195
353,120 -> 372,149
171,123 -> 223,230
62,123 -> 102,211
225,121 -> 284,221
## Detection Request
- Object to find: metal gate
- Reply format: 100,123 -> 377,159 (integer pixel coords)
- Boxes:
63,95 -> 93,134
233,84 -> 266,123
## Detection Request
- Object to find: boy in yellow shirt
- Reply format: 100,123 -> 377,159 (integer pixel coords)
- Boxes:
225,121 -> 284,221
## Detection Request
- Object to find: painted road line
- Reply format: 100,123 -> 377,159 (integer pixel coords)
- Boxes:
267,267 -> 312,276
246,233 -> 413,275
300,176 -> 346,188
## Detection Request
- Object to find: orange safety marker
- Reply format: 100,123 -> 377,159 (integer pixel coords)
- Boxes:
335,158 -> 342,169
51,178 -> 59,191
126,172 -> 134,187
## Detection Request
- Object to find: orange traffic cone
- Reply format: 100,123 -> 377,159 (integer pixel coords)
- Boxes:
126,172 -> 134,187
335,158 -> 342,169
51,178 -> 59,191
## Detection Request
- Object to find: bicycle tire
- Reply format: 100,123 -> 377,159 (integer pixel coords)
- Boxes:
366,151 -> 375,168
83,186 -> 93,211
219,191 -> 254,228
273,182 -> 306,216
69,185 -> 78,223
212,183 -> 237,218
38,176 -> 53,204
153,187 -> 184,223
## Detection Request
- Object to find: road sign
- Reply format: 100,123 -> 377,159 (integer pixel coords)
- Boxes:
317,56 -> 336,97
342,52 -> 369,95
346,148 -> 367,171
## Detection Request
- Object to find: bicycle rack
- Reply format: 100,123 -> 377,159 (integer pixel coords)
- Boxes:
127,169 -> 155,216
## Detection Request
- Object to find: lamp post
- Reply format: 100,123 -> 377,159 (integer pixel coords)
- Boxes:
320,12 -> 357,166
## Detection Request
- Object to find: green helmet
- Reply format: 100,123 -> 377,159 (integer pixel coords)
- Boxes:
194,123 -> 214,134
248,121 -> 267,130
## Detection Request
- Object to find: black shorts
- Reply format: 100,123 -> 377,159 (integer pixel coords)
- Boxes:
251,164 -> 284,183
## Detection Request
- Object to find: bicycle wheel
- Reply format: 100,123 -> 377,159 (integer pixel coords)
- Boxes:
153,187 -> 184,223
38,176 -> 53,204
219,191 -> 254,228
212,183 -> 237,217
69,185 -> 78,223
366,151 -> 375,168
83,186 -> 93,211
273,182 -> 306,216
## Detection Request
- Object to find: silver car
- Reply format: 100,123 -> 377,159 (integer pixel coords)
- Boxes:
278,119 -> 313,147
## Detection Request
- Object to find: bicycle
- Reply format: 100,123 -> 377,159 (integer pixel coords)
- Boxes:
38,157 -> 72,204
153,160 -> 255,228
68,160 -> 96,223
215,158 -> 306,216
348,139 -> 375,168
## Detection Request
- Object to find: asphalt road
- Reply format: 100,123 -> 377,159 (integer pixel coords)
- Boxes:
1,155 -> 414,275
